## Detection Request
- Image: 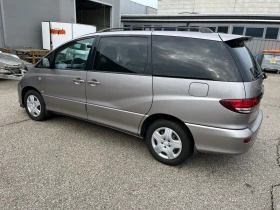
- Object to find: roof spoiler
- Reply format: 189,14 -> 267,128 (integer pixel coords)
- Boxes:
219,34 -> 253,42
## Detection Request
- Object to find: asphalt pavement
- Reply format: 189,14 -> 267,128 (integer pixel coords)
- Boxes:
0,74 -> 280,209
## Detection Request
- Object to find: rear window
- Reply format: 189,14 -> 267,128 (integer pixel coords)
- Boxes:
152,36 -> 242,82
226,39 -> 263,82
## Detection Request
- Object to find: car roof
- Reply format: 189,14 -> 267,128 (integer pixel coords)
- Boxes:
81,30 -> 247,42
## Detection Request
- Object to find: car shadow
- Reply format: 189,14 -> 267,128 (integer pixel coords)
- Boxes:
48,114 -> 246,171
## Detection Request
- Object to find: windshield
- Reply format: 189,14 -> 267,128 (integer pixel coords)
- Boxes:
225,39 -> 263,82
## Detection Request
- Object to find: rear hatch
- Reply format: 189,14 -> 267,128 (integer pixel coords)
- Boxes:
220,35 -> 264,125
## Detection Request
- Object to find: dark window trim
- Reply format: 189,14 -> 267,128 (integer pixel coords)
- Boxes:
86,70 -> 152,77
152,74 -> 243,82
90,35 -> 152,75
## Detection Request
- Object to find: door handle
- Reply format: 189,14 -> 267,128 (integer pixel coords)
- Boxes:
88,79 -> 101,86
72,78 -> 85,85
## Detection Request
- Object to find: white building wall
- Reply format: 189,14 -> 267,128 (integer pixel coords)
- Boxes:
158,0 -> 280,14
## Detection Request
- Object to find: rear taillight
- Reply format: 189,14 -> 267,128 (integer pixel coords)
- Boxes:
219,97 -> 261,114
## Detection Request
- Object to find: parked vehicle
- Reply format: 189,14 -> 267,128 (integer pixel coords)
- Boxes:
260,50 -> 280,74
18,27 -> 264,165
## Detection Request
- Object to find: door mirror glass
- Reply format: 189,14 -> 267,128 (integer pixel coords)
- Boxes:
42,58 -> 50,68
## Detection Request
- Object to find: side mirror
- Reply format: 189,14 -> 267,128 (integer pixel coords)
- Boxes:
42,58 -> 50,68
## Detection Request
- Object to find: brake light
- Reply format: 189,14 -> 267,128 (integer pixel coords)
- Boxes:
219,97 -> 260,114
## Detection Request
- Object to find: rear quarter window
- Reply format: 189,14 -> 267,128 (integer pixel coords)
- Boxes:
152,36 -> 242,82
225,39 -> 263,82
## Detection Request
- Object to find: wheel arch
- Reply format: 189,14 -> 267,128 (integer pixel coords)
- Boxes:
21,86 -> 41,107
140,113 -> 194,140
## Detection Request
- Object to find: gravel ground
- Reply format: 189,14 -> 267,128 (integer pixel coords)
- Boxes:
0,74 -> 280,210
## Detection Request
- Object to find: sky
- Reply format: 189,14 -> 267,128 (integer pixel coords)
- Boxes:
131,0 -> 158,9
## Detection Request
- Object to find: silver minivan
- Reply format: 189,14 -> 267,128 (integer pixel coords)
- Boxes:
18,28 -> 264,165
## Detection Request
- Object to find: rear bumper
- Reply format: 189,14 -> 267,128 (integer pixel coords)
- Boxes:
186,110 -> 263,154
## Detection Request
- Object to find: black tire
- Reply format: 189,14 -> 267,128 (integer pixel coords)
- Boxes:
24,90 -> 47,121
146,119 -> 193,166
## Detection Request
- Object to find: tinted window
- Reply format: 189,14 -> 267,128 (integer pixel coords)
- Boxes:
217,26 -> 228,33
265,27 -> 279,39
54,38 -> 94,70
232,27 -> 244,35
152,36 -> 241,82
226,39 -> 263,82
245,28 -> 264,38
93,36 -> 148,74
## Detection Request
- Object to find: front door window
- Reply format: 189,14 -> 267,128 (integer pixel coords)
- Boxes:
54,38 -> 94,70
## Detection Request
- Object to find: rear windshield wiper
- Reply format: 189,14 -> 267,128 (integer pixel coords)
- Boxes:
255,72 -> 262,78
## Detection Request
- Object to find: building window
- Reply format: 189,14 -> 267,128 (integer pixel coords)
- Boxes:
207,27 -> 216,32
217,26 -> 228,33
189,26 -> 199,32
124,25 -> 131,31
163,27 -> 174,31
232,27 -> 244,35
245,28 -> 264,38
154,25 -> 162,31
132,26 -> 142,31
177,26 -> 187,31
265,27 -> 279,39
144,25 -> 151,31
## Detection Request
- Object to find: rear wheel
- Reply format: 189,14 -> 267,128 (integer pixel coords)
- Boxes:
24,90 -> 47,121
146,119 -> 192,166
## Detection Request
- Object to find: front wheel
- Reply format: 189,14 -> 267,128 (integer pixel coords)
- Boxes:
146,119 -> 193,166
24,90 -> 47,121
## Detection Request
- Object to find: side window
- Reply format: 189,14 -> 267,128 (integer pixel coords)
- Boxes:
54,38 -> 94,70
152,36 -> 241,82
93,36 -> 148,74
